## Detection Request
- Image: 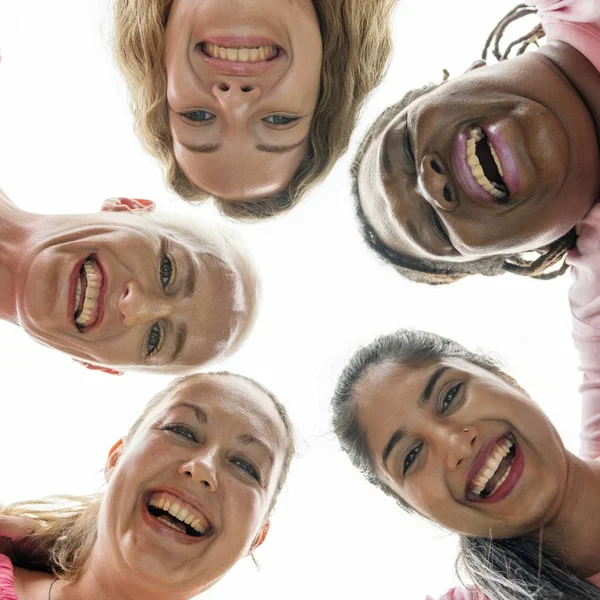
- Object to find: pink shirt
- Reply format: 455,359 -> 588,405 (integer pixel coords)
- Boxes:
0,555 -> 17,600
431,2 -> 600,598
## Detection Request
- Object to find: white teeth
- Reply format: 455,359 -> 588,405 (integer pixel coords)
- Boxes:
203,43 -> 277,62
465,127 -> 507,200
74,259 -> 103,328
147,493 -> 209,534
469,438 -> 514,495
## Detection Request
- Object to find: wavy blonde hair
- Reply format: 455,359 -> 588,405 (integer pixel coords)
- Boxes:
1,373 -> 296,583
113,0 -> 397,220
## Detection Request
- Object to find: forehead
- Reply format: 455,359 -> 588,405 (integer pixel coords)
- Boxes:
174,138 -> 308,200
164,376 -> 287,447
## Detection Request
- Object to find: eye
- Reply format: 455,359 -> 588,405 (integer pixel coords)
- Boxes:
231,457 -> 262,482
161,423 -> 197,442
440,382 -> 463,413
263,115 -> 299,127
403,115 -> 415,166
403,443 -> 422,475
146,322 -> 163,356
181,110 -> 215,123
428,207 -> 453,248
160,254 -> 175,288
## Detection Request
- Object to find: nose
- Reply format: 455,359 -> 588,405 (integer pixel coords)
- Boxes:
442,425 -> 478,472
418,153 -> 457,211
118,281 -> 172,327
178,449 -> 218,492
212,80 -> 261,110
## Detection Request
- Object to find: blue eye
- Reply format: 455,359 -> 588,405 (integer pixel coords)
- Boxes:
182,110 -> 215,123
162,423 -> 197,442
146,323 -> 162,356
403,444 -> 422,475
441,383 -> 463,413
232,458 -> 262,482
264,115 -> 299,126
160,255 -> 174,288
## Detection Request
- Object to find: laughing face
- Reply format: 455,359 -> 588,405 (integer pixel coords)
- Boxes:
96,374 -> 288,596
165,0 -> 322,200
358,47 -> 600,262
14,199 -> 255,371
354,357 -> 568,538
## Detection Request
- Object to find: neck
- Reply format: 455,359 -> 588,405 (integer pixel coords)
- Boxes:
543,454 -> 600,578
540,41 -> 600,165
0,187 -> 31,323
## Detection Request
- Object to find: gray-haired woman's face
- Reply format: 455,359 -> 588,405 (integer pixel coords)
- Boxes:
353,357 -> 567,538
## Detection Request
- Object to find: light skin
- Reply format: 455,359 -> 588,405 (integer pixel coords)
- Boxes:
359,42 -> 600,263
12,375 -> 287,599
355,357 -> 600,577
165,0 -> 323,200
0,190 -> 252,373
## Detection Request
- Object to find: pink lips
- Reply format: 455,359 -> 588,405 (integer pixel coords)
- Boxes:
198,36 -> 283,76
452,123 -> 520,206
465,433 -> 524,504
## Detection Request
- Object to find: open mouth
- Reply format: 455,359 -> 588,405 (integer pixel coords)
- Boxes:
145,492 -> 212,538
200,42 -> 280,63
73,255 -> 104,331
466,433 -> 522,502
466,125 -> 509,202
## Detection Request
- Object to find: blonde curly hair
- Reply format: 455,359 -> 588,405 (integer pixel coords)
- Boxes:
1,372 -> 296,583
113,0 -> 397,220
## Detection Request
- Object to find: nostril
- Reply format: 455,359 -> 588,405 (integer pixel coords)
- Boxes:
431,159 -> 442,174
443,185 -> 452,202
218,83 -> 229,92
241,85 -> 253,93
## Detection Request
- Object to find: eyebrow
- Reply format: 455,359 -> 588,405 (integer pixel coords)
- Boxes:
381,366 -> 450,466
238,433 -> 275,467
174,402 -> 208,424
183,260 -> 196,298
180,142 -> 221,153
170,323 -> 188,364
255,138 -> 307,154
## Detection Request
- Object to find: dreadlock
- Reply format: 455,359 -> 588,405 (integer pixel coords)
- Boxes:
352,4 -> 576,285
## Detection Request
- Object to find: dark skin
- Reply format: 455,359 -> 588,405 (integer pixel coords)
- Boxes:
359,42 -> 600,263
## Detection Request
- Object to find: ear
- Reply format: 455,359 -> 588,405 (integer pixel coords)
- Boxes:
466,59 -> 486,72
249,521 -> 270,554
101,197 -> 156,213
104,438 -> 126,482
74,359 -> 123,376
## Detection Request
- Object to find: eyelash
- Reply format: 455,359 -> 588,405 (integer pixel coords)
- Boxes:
402,382 -> 464,475
263,115 -> 299,127
428,207 -> 453,247
160,424 -> 263,484
181,110 -> 215,123
145,254 -> 175,356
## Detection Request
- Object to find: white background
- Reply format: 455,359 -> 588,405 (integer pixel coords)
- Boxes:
0,1 -> 582,598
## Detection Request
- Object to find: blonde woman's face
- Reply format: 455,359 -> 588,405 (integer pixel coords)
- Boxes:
165,0 -> 323,201
15,199 -> 251,370
99,375 -> 287,596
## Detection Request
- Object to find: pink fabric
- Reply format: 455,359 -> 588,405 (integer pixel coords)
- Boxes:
527,0 -> 600,72
0,555 -> 17,600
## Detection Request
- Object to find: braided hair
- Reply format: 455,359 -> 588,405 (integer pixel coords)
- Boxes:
352,4 -> 576,285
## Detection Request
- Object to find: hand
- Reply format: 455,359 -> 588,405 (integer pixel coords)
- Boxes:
0,509 -> 39,540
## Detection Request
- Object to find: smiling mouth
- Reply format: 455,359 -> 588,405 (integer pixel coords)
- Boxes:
466,125 -> 509,202
73,256 -> 104,331
468,433 -> 517,500
200,42 -> 280,63
146,492 -> 212,538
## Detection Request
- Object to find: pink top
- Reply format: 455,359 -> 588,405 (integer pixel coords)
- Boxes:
529,0 -> 600,72
431,1 -> 600,597
0,555 -> 17,600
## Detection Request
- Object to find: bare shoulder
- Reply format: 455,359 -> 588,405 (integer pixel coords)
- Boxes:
13,566 -> 54,600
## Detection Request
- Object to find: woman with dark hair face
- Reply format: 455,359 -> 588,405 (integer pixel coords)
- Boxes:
113,0 -> 397,220
0,189 -> 258,374
0,371 -> 296,599
353,1 -> 600,284
331,326 -> 600,599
